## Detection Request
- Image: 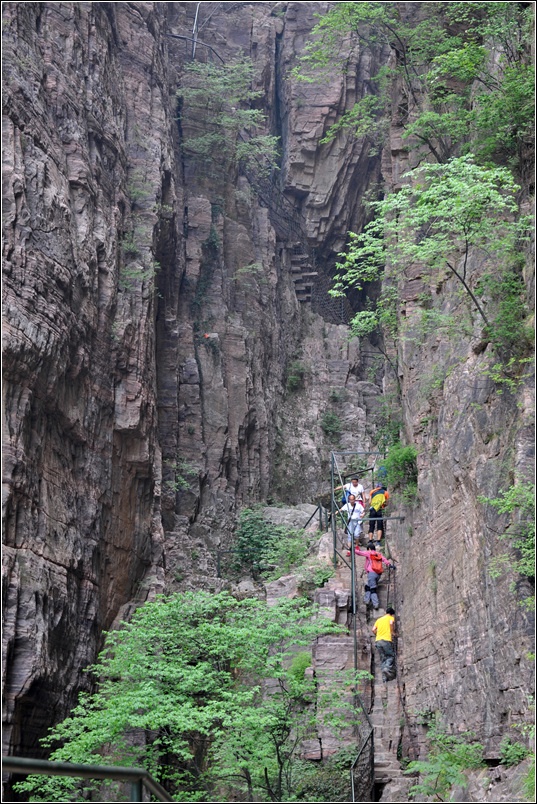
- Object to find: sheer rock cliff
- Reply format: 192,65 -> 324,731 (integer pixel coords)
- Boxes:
2,0 -> 533,788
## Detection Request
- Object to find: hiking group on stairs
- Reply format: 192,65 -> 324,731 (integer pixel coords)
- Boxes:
335,470 -> 398,684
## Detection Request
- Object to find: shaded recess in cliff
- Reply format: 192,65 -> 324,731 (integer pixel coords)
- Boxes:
2,0 -> 171,762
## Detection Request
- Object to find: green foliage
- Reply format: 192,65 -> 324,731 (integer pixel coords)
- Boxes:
329,387 -> 347,404
332,154 -> 529,378
233,261 -> 266,287
320,93 -> 389,154
478,482 -> 535,608
179,57 -> 279,179
477,267 -> 534,361
164,459 -> 198,492
320,411 -> 342,442
121,232 -> 140,256
289,651 -> 312,682
231,508 -> 334,593
292,746 -> 357,802
233,506 -> 308,579
15,591 -> 345,803
480,357 -> 534,396
383,443 -> 418,487
286,359 -> 307,392
119,228 -> 159,291
499,737 -> 531,767
295,2 -> 533,171
404,714 -> 485,801
374,395 -> 402,453
523,755 -> 535,801
297,560 -> 335,595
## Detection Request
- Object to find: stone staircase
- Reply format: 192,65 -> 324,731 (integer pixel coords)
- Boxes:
326,536 -> 413,801
357,550 -> 414,802
267,527 -> 412,797
290,243 -> 318,303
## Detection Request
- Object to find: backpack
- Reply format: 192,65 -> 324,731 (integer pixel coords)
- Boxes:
369,551 -> 384,575
371,487 -> 389,511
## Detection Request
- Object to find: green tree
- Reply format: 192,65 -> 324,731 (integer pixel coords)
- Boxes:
16,591 -> 359,803
179,58 -> 279,179
294,2 -> 533,170
331,154 -> 530,366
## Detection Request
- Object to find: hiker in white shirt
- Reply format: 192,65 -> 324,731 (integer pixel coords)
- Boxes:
335,476 -> 365,505
339,494 -> 365,552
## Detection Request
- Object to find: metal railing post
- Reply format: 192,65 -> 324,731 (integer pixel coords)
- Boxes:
330,453 -> 337,568
351,542 -> 359,678
131,778 -> 143,802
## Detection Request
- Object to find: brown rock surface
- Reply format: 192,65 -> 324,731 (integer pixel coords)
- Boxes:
2,3 -> 533,800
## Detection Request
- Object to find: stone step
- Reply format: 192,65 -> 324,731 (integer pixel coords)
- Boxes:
375,770 -> 402,784
376,768 -> 402,781
375,753 -> 399,765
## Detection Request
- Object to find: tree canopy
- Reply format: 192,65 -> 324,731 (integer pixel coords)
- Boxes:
16,590 -> 365,802
294,2 -> 534,171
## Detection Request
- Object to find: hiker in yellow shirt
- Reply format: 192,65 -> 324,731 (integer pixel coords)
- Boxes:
367,482 -> 389,547
372,606 -> 396,682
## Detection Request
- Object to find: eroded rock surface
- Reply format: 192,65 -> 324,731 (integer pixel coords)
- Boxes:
2,3 -> 533,796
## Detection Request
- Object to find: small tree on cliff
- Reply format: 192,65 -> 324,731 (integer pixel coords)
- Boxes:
330,154 -> 531,371
178,57 -> 279,180
404,714 -> 485,801
16,591 -> 366,802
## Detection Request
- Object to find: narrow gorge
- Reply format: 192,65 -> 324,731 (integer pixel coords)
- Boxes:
2,2 -> 534,802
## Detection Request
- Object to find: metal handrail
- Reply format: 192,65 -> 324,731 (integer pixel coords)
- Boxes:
1,756 -> 174,802
331,450 -> 410,802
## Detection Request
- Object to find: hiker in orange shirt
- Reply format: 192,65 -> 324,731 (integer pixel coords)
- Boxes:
355,540 -> 394,609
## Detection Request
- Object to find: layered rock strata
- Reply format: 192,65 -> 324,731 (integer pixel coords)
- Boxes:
2,0 -> 379,763
2,2 -> 534,798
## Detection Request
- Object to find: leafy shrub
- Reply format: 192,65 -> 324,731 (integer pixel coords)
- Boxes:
286,360 -> 307,392
321,411 -> 342,442
404,714 -> 485,800
293,746 -> 357,802
289,651 -> 312,682
297,561 -> 335,595
478,482 -> 535,609
329,387 -> 347,404
499,737 -> 531,767
383,443 -> 418,491
233,507 -> 309,579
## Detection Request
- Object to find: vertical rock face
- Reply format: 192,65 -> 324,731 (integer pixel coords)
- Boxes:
1,0 -> 533,783
393,267 -> 534,757
2,0 -> 172,755
2,0 -> 381,759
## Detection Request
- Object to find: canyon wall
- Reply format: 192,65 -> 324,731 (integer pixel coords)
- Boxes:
2,0 -> 533,786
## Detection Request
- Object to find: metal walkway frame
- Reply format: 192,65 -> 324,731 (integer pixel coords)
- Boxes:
330,450 -> 405,801
1,756 -> 174,802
